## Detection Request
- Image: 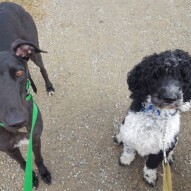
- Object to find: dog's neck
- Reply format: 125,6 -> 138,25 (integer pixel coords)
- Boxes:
141,96 -> 178,118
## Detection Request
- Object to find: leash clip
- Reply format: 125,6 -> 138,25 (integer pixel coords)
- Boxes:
162,118 -> 168,164
163,150 -> 168,164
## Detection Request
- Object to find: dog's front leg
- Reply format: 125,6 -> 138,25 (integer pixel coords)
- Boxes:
39,67 -> 55,94
33,137 -> 52,185
143,151 -> 163,187
6,148 -> 39,188
119,144 -> 136,166
30,54 -> 55,95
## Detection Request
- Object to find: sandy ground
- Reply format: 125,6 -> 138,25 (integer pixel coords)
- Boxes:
0,0 -> 191,190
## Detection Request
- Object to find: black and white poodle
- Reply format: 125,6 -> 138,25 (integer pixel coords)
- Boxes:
114,49 -> 191,186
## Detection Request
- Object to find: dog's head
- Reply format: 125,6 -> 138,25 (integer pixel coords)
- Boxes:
0,39 -> 45,132
127,49 -> 191,109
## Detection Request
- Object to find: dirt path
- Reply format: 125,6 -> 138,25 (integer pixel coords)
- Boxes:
0,0 -> 191,190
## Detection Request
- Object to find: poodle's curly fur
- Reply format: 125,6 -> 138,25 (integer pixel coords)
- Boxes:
115,49 -> 191,186
128,49 -> 191,111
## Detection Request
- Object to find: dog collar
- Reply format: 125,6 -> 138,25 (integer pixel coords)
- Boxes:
141,103 -> 161,116
141,103 -> 178,116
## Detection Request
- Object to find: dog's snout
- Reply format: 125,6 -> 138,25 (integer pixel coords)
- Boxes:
7,118 -> 26,128
9,120 -> 26,128
161,94 -> 178,103
5,111 -> 27,128
159,87 -> 180,103
158,79 -> 181,103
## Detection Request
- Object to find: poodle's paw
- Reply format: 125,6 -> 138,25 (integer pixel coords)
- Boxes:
119,152 -> 135,166
179,102 -> 191,112
113,136 -> 122,145
167,152 -> 175,165
113,134 -> 122,145
143,166 -> 157,187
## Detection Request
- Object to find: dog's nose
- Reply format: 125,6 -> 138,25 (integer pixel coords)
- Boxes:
159,87 -> 180,103
7,119 -> 26,128
161,95 -> 178,103
9,120 -> 26,128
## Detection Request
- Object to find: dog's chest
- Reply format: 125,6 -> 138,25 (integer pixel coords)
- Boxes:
14,138 -> 29,148
120,110 -> 180,156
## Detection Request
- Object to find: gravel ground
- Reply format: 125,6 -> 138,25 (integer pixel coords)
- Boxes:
0,0 -> 191,191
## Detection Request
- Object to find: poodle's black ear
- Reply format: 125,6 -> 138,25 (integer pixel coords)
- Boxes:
177,51 -> 191,102
127,64 -> 147,101
127,53 -> 158,101
182,71 -> 191,102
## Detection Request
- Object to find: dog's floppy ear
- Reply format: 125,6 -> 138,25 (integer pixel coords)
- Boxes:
10,39 -> 47,60
181,67 -> 191,102
177,50 -> 191,102
127,64 -> 148,100
127,54 -> 158,101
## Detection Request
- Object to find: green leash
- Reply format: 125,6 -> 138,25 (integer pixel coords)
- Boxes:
0,80 -> 38,191
24,87 -> 38,191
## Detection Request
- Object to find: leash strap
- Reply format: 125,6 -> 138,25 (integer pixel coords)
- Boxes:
24,96 -> 38,191
162,118 -> 172,191
162,160 -> 172,191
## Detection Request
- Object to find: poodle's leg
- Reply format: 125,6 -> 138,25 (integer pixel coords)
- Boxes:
167,137 -> 178,165
113,118 -> 126,145
143,151 -> 163,187
119,144 -> 136,166
167,150 -> 175,165
113,132 -> 123,145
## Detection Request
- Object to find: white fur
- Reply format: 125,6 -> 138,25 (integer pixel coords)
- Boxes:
14,138 -> 29,148
179,101 -> 191,112
143,166 -> 157,186
117,108 -> 179,157
116,97 -> 180,185
120,145 -> 136,165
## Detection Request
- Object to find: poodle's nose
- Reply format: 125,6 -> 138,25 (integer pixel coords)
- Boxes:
161,93 -> 178,103
159,80 -> 181,103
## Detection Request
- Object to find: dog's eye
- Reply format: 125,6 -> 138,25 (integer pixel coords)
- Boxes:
15,70 -> 24,77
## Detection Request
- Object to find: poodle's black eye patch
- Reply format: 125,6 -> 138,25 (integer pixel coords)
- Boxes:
180,71 -> 186,79
152,73 -> 158,80
167,68 -> 177,76
180,69 -> 190,84
152,67 -> 165,80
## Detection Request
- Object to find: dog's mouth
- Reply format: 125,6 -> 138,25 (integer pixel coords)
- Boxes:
2,122 -> 27,133
151,96 -> 180,109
